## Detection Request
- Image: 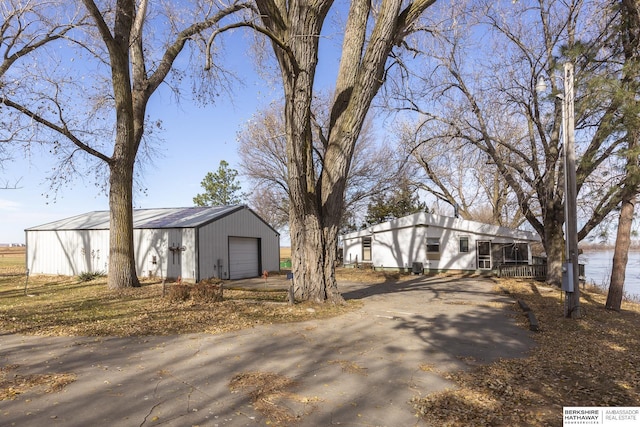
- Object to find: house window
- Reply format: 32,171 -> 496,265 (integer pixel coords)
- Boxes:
362,237 -> 372,261
459,236 -> 469,253
426,237 -> 440,253
503,243 -> 528,264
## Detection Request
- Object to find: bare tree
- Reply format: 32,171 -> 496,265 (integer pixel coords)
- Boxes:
238,102 -> 290,229
214,0 -> 438,302
395,119 -> 525,227
1,0 -> 253,289
239,100 -> 397,235
0,1 -> 82,89
247,185 -> 290,231
606,0 -> 640,311
392,0 -> 631,285
0,177 -> 22,189
1,1 -> 86,187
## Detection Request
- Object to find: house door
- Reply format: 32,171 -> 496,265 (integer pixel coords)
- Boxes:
477,241 -> 492,270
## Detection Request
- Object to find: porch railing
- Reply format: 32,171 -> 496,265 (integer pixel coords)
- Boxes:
498,263 -> 548,279
498,263 -> 585,280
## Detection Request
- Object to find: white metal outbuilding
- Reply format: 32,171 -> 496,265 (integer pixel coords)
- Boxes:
25,205 -> 280,281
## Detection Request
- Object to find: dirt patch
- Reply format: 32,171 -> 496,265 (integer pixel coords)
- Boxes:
229,371 -> 318,425
328,360 -> 368,375
0,365 -> 76,401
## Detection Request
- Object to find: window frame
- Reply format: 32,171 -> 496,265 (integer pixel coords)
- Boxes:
459,236 -> 470,253
503,243 -> 528,264
426,237 -> 440,253
362,236 -> 372,261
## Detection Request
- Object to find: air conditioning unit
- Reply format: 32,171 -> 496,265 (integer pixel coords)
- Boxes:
412,262 -> 424,275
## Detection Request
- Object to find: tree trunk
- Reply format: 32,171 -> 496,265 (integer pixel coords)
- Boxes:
103,0 -> 139,289
289,212 -> 342,303
108,156 -> 140,289
606,0 -> 640,311
543,208 -> 565,286
606,195 -> 635,310
257,0 -> 436,302
280,4 -> 330,302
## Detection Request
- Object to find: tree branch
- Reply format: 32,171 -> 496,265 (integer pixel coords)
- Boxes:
0,97 -> 112,164
147,2 -> 255,97
204,20 -> 295,74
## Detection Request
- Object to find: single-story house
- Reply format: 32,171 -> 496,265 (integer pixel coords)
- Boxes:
341,212 -> 540,274
25,205 -> 280,281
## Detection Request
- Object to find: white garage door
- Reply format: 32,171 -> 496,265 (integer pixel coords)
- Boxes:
229,237 -> 259,280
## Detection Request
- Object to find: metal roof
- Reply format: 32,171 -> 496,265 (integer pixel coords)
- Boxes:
26,206 -> 245,231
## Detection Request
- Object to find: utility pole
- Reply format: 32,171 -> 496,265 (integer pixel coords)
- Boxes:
562,62 -> 581,318
537,62 -> 581,318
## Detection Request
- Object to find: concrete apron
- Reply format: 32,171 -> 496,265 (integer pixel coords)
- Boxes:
0,276 -> 536,427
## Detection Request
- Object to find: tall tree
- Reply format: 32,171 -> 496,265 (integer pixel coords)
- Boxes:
606,0 -> 640,311
1,0 -> 252,289
396,119 -> 525,227
363,177 -> 427,226
193,160 -> 246,206
238,100 -> 397,234
247,0 -> 438,302
392,0 -> 631,285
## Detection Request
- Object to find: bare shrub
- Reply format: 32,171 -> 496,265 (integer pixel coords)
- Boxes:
167,284 -> 191,302
192,280 -> 223,302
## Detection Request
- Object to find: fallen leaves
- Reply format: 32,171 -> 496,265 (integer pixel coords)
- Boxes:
0,276 -> 360,337
0,365 -> 76,400
412,279 -> 640,426
229,371 -> 316,425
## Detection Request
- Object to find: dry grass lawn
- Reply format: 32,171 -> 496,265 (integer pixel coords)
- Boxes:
0,278 -> 357,338
2,248 -> 640,425
0,248 -> 359,404
0,247 -> 25,274
413,279 -> 640,426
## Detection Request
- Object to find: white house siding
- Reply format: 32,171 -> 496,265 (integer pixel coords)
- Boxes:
342,212 -> 538,273
427,228 -> 478,271
26,229 -> 109,276
197,208 -> 279,280
347,226 -> 478,272
370,226 -> 428,270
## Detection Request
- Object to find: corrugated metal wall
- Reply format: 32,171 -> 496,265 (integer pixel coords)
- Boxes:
198,208 -> 279,280
26,229 -> 110,276
26,208 -> 278,281
26,228 -> 198,280
134,228 -> 196,281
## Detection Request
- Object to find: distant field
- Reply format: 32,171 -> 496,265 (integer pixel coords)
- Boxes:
280,246 -> 291,260
0,247 -> 26,271
2,247 -> 293,270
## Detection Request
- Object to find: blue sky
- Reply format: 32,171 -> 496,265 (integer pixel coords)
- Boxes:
1,44 -> 276,244
1,94 -> 260,243
0,13 -> 345,245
